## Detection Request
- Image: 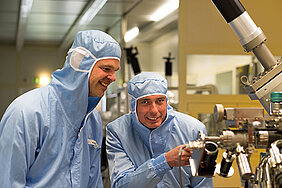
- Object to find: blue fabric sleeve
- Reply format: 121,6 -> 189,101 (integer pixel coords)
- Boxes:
106,129 -> 171,188
191,176 -> 213,188
0,104 -> 32,187
152,153 -> 171,178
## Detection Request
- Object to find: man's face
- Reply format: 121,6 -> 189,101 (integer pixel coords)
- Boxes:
136,95 -> 167,129
89,59 -> 120,97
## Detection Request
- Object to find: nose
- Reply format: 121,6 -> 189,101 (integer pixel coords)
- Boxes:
107,72 -> 116,82
150,102 -> 159,114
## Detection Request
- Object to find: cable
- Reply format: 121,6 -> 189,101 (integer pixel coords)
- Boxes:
178,146 -> 186,188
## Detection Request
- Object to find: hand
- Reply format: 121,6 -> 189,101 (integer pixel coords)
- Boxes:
165,144 -> 193,168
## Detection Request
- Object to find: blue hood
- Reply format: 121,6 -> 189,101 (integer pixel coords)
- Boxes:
128,72 -> 168,112
128,72 -> 174,151
50,30 -> 121,127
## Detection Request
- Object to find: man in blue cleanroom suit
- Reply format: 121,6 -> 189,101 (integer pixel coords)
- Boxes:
106,72 -> 213,188
0,30 -> 121,187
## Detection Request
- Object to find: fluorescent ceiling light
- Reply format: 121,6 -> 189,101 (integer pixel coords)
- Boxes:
124,27 -> 139,43
21,0 -> 33,18
150,0 -> 179,22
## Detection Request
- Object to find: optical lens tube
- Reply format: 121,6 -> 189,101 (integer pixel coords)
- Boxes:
198,141 -> 218,177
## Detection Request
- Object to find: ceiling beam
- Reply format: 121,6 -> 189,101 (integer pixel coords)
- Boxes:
16,0 -> 33,51
59,0 -> 107,52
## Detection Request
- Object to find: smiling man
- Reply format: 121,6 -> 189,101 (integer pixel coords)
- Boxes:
136,95 -> 167,129
0,30 -> 121,187
106,72 -> 213,188
89,58 -> 120,97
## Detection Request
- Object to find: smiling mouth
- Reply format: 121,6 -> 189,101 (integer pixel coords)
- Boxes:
100,81 -> 109,87
146,117 -> 159,121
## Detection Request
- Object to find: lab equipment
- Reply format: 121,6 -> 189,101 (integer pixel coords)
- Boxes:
182,0 -> 282,187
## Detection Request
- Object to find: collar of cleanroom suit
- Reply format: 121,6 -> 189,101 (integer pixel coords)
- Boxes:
106,72 -> 213,187
0,30 -> 121,187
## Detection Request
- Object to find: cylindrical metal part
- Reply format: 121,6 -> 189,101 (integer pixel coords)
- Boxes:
220,130 -> 248,149
236,153 -> 253,180
212,0 -> 262,47
255,131 -> 282,148
198,141 -> 218,177
264,161 -> 272,188
229,12 -> 262,46
219,152 -> 235,177
252,43 -> 277,70
211,0 -> 245,23
213,104 -> 224,122
205,136 -> 221,143
255,131 -> 269,148
211,0 -> 277,71
269,140 -> 282,165
255,166 -> 263,185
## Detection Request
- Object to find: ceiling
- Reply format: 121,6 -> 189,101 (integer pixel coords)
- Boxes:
0,0 -> 178,51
